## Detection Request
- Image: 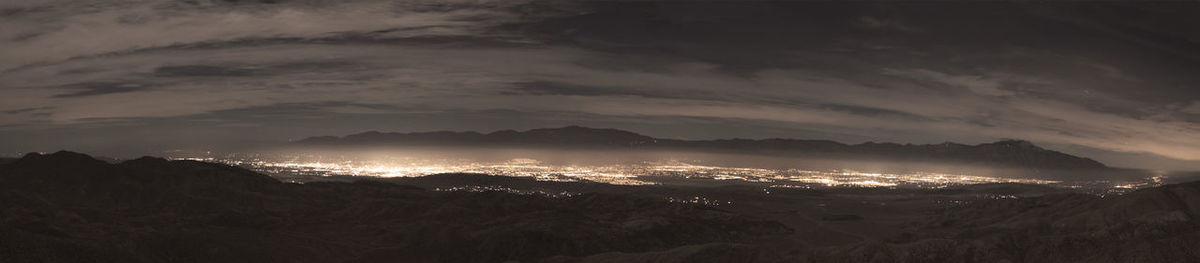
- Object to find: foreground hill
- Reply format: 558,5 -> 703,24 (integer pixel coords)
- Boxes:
806,180 -> 1200,262
0,151 -> 789,263
295,126 -> 1107,170
4,151 -> 1198,262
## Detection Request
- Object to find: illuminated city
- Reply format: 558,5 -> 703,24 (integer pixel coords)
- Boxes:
172,153 -> 1081,189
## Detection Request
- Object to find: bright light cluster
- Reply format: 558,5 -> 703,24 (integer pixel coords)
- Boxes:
174,154 -> 1063,188
666,196 -> 730,206
434,185 -> 578,198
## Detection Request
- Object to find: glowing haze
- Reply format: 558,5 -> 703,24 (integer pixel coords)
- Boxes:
1,0 -> 1198,170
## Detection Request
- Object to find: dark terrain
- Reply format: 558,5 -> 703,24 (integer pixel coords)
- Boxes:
3,151 -> 1199,262
296,126 -> 1107,170
0,152 -> 788,262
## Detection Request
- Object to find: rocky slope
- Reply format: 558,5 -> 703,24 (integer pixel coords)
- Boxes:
805,181 -> 1200,263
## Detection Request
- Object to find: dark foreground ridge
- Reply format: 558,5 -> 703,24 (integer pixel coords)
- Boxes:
296,126 -> 1107,169
0,151 -> 787,263
3,151 -> 1199,262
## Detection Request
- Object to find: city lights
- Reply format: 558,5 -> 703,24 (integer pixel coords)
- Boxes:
175,154 -> 1067,188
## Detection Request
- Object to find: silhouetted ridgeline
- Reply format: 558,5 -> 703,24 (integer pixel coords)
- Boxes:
296,126 -> 1108,169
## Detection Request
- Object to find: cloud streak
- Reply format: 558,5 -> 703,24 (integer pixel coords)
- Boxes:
0,1 -> 1197,169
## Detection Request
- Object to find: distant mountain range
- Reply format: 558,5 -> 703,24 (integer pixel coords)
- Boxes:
296,126 -> 1108,170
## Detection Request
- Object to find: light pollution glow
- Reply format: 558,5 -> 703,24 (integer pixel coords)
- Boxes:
174,155 -> 1063,188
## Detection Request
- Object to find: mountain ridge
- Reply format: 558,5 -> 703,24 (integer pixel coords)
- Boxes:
295,126 -> 1108,170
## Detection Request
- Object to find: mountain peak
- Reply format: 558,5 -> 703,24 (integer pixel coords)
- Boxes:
13,151 -> 107,167
986,139 -> 1041,149
32,150 -> 94,159
525,126 -> 649,137
120,156 -> 173,166
531,125 -> 626,132
518,126 -> 655,145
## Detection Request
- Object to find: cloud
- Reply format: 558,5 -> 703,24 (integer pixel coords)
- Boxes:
997,100 -> 1200,161
857,16 -> 919,32
0,0 -> 535,71
883,68 -> 1015,97
3,38 -> 1197,162
1182,101 -> 1200,115
1,1 -> 1198,167
154,65 -> 259,77
3,106 -> 52,115
152,61 -> 359,77
52,82 -> 153,98
504,80 -> 720,100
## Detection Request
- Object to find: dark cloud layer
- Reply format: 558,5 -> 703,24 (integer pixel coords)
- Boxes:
0,0 -> 1197,170
53,82 -> 154,98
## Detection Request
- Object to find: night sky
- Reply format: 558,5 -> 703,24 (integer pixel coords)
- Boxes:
1,1 -> 1198,170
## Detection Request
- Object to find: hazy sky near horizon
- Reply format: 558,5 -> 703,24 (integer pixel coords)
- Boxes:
0,0 -> 1198,170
